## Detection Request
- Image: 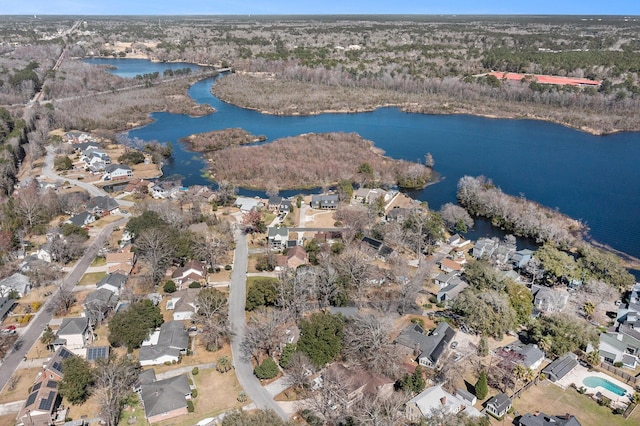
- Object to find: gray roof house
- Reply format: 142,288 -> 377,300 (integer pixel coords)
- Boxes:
437,280 -> 469,305
395,322 -> 455,368
86,196 -> 119,215
531,285 -> 568,313
512,249 -> 534,268
485,393 -> 512,418
310,194 -> 339,209
140,374 -> 191,424
599,331 -> 639,369
518,413 -> 582,426
0,273 -> 30,297
542,353 -> 578,382
65,211 -> 95,227
83,288 -> 118,322
268,227 -> 289,248
139,321 -> 189,366
509,344 -> 545,370
0,297 -> 16,321
472,238 -> 497,259
96,273 -> 127,295
55,318 -> 91,352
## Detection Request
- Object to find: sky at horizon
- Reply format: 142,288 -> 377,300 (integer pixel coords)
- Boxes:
4,1 -> 640,16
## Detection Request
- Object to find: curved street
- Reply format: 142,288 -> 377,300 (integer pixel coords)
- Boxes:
228,227 -> 289,420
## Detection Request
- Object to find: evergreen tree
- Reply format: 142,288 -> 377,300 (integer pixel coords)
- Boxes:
477,336 -> 489,357
59,357 -> 94,404
475,370 -> 489,400
412,365 -> 426,393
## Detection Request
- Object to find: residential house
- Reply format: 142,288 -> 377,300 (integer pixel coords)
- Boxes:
36,241 -> 53,263
96,272 -> 127,295
65,131 -> 94,144
485,393 -> 512,418
531,285 -> 568,313
103,163 -> 133,181
498,344 -> 545,370
140,374 -> 192,423
395,322 -> 455,368
150,180 -> 181,199
0,297 -> 16,321
234,196 -> 264,212
353,188 -> 391,205
106,247 -> 136,275
267,196 -> 283,212
277,246 -> 309,270
446,234 -> 471,249
598,331 -> 639,368
82,148 -> 111,171
405,385 -> 482,422
0,272 -> 30,297
542,353 -> 578,382
86,196 -> 120,216
166,289 -> 200,321
310,194 -> 339,209
437,280 -> 469,305
42,346 -> 75,381
139,321 -> 189,366
54,317 -> 92,353
512,249 -> 534,269
361,236 -> 394,259
83,288 -> 118,323
171,260 -> 206,289
123,178 -> 150,195
518,413 -> 582,426
65,211 -> 96,227
323,363 -> 394,409
386,207 -> 413,224
268,227 -> 289,248
434,271 -> 462,289
279,199 -> 293,213
440,258 -> 463,273
17,378 -> 62,426
494,244 -> 516,266
72,141 -> 101,152
472,238 -> 497,259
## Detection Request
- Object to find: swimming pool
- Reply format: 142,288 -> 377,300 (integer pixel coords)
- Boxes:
583,376 -> 627,396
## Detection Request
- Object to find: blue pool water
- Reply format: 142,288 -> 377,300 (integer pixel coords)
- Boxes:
583,376 -> 627,396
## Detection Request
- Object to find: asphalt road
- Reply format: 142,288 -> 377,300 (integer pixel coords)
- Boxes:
0,218 -> 126,393
228,228 -> 289,421
42,146 -> 133,207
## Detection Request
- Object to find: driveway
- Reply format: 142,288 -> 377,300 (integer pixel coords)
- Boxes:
0,218 -> 126,393
228,228 -> 288,421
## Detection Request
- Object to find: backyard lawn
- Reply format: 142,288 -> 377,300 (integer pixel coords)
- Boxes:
508,381 -> 640,426
78,271 -> 107,286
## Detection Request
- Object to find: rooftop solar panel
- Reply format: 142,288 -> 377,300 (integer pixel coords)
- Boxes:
46,380 -> 57,389
38,391 -> 56,411
31,382 -> 42,391
25,391 -> 37,407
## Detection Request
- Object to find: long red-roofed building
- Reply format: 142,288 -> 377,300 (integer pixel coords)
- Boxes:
487,71 -> 600,87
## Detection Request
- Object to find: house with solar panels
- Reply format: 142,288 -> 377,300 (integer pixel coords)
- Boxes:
17,347 -> 74,426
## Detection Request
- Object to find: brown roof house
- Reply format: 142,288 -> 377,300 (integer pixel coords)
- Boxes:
276,245 -> 309,270
172,260 -> 206,289
17,347 -> 76,426
106,246 -> 136,275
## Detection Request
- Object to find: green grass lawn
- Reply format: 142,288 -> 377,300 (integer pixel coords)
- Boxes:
78,271 -> 107,286
510,381 -> 640,426
246,276 -> 278,286
91,256 -> 106,267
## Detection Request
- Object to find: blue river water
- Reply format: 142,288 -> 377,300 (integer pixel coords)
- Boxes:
88,59 -> 640,261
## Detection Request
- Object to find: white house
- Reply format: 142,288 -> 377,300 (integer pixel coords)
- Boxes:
65,211 -> 96,227
405,385 -> 482,422
0,273 -> 30,298
96,273 -> 127,295
171,260 -> 206,289
55,317 -> 92,353
166,289 -> 200,321
102,164 -> 132,181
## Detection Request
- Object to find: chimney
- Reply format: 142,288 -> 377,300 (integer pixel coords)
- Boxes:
534,411 -> 540,416
440,396 -> 446,405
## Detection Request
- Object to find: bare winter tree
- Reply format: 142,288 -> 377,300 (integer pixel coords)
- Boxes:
300,367 -> 350,425
242,307 -> 287,363
351,391 -> 411,426
331,243 -> 373,307
283,351 -> 315,391
439,203 -> 474,233
94,355 -> 140,426
196,288 -> 229,351
50,282 -> 75,315
13,182 -> 45,229
135,228 -> 175,285
342,314 -> 401,379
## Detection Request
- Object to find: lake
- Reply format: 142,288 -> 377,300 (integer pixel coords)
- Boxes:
89,59 -> 640,261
